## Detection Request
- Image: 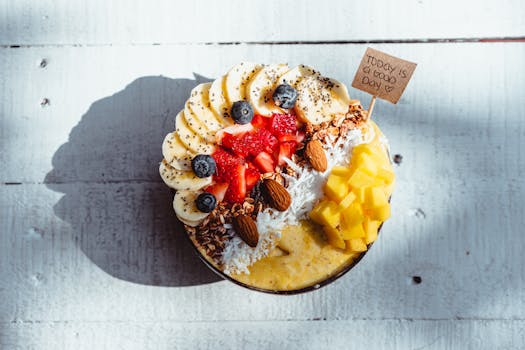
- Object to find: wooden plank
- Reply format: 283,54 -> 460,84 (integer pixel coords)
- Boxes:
1,0 -> 524,45
1,320 -> 524,350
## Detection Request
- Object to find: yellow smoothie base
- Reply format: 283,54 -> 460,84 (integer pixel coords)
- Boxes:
231,220 -> 361,291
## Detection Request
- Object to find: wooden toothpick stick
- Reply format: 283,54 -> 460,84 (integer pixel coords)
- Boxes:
367,95 -> 377,120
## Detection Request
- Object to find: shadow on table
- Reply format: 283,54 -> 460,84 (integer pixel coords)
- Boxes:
44,75 -> 222,286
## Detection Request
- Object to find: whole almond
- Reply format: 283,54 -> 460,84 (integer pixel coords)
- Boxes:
305,139 -> 328,172
262,179 -> 291,211
232,215 -> 259,247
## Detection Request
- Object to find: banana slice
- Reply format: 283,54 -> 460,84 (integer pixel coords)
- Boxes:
187,83 -> 226,130
175,111 -> 214,154
173,190 -> 210,225
225,62 -> 262,103
162,132 -> 195,171
294,75 -> 351,124
277,64 -> 320,88
209,75 -> 231,121
159,160 -> 212,191
178,216 -> 202,227
184,101 -> 216,143
247,63 -> 290,116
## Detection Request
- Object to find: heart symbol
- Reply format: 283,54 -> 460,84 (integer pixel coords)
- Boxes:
385,86 -> 394,93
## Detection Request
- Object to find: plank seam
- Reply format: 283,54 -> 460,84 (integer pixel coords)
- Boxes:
4,318 -> 525,324
2,36 -> 525,48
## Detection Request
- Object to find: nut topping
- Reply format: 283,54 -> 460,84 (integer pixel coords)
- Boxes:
232,214 -> 259,247
305,139 -> 328,172
262,179 -> 291,211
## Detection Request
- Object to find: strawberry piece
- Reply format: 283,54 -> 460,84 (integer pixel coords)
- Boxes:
227,129 -> 278,158
216,123 -> 254,142
212,148 -> 243,183
251,114 -> 271,129
254,151 -> 275,173
269,113 -> 297,137
245,167 -> 261,192
205,182 -> 229,203
224,164 -> 246,203
278,142 -> 297,166
220,132 -> 236,149
296,130 -> 306,143
278,134 -> 297,143
255,128 -> 278,154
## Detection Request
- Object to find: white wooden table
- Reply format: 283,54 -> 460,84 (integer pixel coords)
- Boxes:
1,1 -> 524,349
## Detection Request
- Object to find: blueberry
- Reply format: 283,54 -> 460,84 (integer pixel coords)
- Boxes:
272,84 -> 298,109
191,154 -> 216,178
231,100 -> 254,124
196,192 -> 217,213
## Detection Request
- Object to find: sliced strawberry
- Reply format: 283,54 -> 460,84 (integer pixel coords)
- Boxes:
278,142 -> 297,166
254,128 -> 278,154
295,130 -> 306,143
224,164 -> 246,203
245,167 -> 261,192
278,134 -> 297,143
212,148 -> 243,183
205,182 -> 229,203
220,132 -> 236,149
254,151 -> 275,173
251,114 -> 271,129
269,113 -> 297,137
216,123 -> 254,142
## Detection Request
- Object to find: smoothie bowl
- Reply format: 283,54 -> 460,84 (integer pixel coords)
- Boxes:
160,63 -> 395,293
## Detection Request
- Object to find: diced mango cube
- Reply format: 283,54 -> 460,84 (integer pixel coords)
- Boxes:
377,167 -> 395,184
363,218 -> 381,244
341,223 -> 366,240
331,166 -> 353,178
352,144 -> 376,157
316,201 -> 340,228
352,186 -> 366,203
338,191 -> 356,209
341,203 -> 363,227
345,238 -> 368,253
323,226 -> 346,249
309,200 -> 328,223
324,174 -> 349,202
353,153 -> 379,176
348,168 -> 378,189
353,143 -> 389,165
366,204 -> 391,221
365,187 -> 388,208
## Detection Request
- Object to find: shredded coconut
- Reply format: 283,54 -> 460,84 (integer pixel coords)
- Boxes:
221,127 -> 370,275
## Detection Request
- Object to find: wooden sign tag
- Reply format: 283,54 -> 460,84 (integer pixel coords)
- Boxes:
352,47 -> 417,104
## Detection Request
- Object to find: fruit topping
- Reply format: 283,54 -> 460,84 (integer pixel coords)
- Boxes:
191,154 -> 216,178
272,83 -> 298,109
251,114 -> 270,129
269,113 -> 297,137
277,142 -> 297,166
195,192 -> 217,213
205,182 -> 229,203
231,100 -> 254,125
212,148 -> 244,183
245,167 -> 261,192
232,214 -> 259,247
224,164 -> 246,203
304,140 -> 328,172
308,142 -> 394,252
262,179 -> 291,211
210,112 -> 303,204
253,151 -> 275,173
